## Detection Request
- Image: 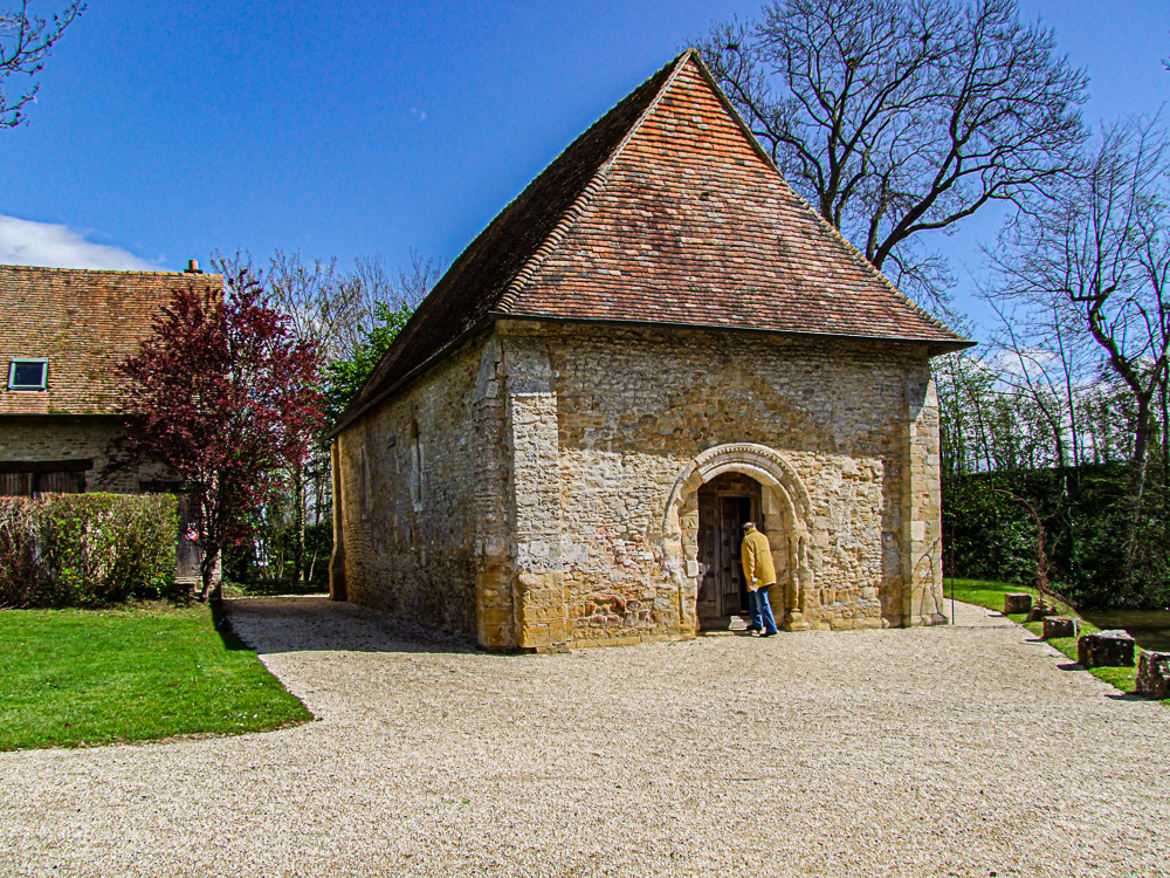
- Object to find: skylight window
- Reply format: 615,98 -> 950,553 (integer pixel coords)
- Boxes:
8,359 -> 48,391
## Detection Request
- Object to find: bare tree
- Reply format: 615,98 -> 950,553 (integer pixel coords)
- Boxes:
936,350 -> 998,476
989,117 -> 1170,582
237,249 -> 441,585
265,249 -> 438,362
1,1 -> 84,128
984,296 -> 1089,476
698,0 -> 1087,305
265,252 -> 358,359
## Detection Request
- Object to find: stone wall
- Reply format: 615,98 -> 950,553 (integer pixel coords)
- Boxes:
0,416 -> 159,492
333,339 -> 491,641
334,319 -> 947,650
901,372 -> 947,626
505,320 -> 944,644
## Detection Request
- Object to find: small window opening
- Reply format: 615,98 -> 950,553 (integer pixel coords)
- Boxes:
410,419 -> 424,510
8,359 -> 48,391
359,444 -> 370,521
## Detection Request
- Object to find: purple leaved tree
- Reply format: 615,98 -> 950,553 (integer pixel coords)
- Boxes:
116,267 -> 324,600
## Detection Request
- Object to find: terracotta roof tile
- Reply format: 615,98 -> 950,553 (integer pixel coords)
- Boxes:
0,264 -> 222,416
337,50 -> 968,431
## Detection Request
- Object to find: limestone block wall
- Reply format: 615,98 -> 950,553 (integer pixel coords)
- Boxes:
498,341 -> 569,649
498,322 -> 944,644
0,416 -> 159,492
469,337 -> 515,648
333,340 -> 490,640
333,319 -> 946,650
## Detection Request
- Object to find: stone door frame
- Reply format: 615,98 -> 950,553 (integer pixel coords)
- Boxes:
661,442 -> 816,633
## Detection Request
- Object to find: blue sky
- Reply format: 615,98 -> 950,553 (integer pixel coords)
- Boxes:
2,0 -> 1167,335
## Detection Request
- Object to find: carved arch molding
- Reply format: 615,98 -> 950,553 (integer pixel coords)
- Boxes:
660,443 -> 816,631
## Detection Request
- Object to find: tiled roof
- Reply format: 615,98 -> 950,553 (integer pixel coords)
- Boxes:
0,264 -> 222,416
338,50 -> 969,431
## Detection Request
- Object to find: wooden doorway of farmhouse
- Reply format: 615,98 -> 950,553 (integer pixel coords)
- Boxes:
697,472 -> 761,628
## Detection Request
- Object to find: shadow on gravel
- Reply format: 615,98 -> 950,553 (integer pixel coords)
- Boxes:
1105,692 -> 1148,701
1057,662 -> 1085,671
222,597 -> 480,657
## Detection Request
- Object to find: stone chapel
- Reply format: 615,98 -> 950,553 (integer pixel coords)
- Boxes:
328,49 -> 971,650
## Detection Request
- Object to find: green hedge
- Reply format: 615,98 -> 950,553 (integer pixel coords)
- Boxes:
0,493 -> 178,607
943,463 -> 1170,609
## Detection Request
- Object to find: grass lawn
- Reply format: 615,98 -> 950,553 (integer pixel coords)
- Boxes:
945,578 -> 1168,703
0,602 -> 312,751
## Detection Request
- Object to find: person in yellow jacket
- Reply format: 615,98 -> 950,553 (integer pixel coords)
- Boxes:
741,521 -> 779,637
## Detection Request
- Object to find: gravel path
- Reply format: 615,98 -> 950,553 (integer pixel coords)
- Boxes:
1,598 -> 1167,877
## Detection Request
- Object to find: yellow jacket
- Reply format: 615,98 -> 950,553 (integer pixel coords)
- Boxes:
740,526 -> 776,591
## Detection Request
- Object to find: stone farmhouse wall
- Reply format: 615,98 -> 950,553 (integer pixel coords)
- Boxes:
334,318 -> 946,651
0,416 -> 158,492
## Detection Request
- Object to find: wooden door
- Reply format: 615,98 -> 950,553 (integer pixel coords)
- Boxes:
720,495 -> 750,614
697,474 -> 761,622
0,472 -> 31,496
37,470 -> 84,494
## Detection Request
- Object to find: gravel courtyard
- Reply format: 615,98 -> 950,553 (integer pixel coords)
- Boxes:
1,598 -> 1167,877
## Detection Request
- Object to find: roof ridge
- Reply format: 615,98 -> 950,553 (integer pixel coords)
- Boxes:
494,50 -> 696,313
331,48 -> 969,436
0,263 -> 222,278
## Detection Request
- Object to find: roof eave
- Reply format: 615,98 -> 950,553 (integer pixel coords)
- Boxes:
327,318 -> 495,439
490,312 -> 973,353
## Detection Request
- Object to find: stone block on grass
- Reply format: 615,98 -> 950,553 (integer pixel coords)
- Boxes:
1076,629 -> 1136,669
1003,592 -> 1032,615
1042,616 -> 1078,639
1135,651 -> 1170,700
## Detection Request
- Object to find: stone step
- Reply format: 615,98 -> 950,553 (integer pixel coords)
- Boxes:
699,614 -> 753,635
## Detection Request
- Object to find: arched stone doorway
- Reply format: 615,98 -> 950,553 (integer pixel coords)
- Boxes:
661,443 -> 815,634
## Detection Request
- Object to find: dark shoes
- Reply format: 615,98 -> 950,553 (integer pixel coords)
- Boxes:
745,624 -> 762,633
760,630 -> 778,638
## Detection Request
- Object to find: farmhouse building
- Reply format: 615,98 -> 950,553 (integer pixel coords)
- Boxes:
329,50 -> 970,650
0,262 -> 219,500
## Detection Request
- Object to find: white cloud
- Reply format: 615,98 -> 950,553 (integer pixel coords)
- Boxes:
410,106 -> 427,121
0,214 -> 159,270
990,346 -> 1060,381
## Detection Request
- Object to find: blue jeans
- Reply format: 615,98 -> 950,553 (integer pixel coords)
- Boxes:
748,584 -> 778,634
